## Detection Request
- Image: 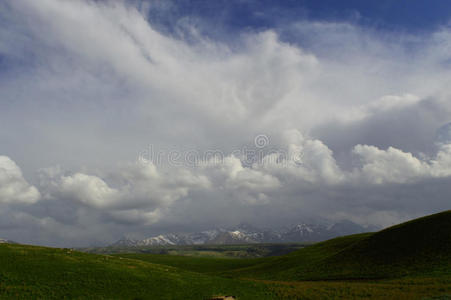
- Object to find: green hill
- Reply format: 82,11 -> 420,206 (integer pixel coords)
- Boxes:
226,210 -> 451,281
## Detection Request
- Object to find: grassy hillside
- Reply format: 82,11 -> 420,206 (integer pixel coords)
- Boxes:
85,243 -> 306,258
113,253 -> 264,274
0,243 -> 274,299
226,210 -> 451,281
309,209 -> 451,280
221,233 -> 371,280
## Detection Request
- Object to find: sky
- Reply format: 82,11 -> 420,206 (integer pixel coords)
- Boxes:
1,0 -> 451,247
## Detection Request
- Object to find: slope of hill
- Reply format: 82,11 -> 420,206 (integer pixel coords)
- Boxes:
311,209 -> 451,279
227,210 -> 451,281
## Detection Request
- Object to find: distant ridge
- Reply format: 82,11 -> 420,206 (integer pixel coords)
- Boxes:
110,221 -> 371,247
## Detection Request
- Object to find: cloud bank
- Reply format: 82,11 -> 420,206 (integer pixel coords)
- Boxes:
0,0 -> 451,246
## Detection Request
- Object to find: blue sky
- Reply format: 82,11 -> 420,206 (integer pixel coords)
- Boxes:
145,0 -> 451,36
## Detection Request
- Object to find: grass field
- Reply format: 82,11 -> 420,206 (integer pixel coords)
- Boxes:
0,243 -> 275,299
1,210 -> 451,299
261,277 -> 451,300
112,253 -> 264,274
84,243 -> 307,258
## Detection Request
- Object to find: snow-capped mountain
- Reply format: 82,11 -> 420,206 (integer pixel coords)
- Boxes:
282,223 -> 330,242
110,221 -> 371,247
110,230 -> 225,247
0,238 -> 16,244
140,234 -> 178,246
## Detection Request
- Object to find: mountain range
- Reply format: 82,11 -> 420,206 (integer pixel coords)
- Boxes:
110,220 -> 374,247
0,238 -> 16,244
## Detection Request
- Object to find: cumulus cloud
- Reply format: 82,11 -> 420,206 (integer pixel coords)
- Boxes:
0,156 -> 40,204
1,0 -> 451,245
352,145 -> 429,184
37,161 -> 210,225
200,155 -> 280,204
351,143 -> 451,184
59,173 -> 120,208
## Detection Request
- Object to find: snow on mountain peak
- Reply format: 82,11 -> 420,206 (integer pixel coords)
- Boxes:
109,220 -> 369,247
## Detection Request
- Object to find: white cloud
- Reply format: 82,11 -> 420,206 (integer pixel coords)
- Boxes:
200,155 -> 280,204
0,156 -> 40,204
59,173 -> 119,208
370,94 -> 421,112
352,145 -> 429,184
430,144 -> 451,177
38,161 -> 210,225
256,130 -> 343,185
352,143 -> 451,184
339,94 -> 422,123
